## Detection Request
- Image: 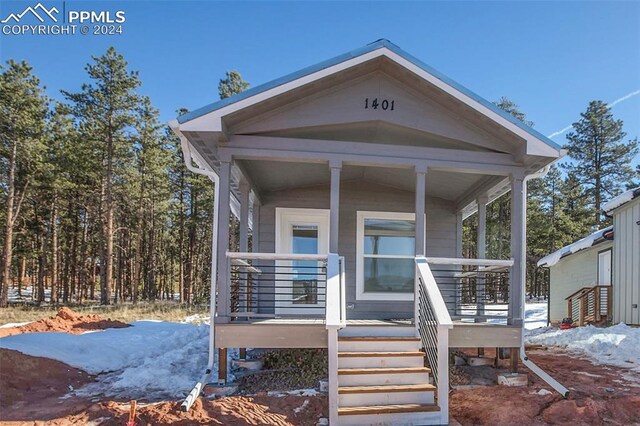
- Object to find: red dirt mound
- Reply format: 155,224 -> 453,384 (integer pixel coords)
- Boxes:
0,307 -> 128,338
0,348 -> 95,422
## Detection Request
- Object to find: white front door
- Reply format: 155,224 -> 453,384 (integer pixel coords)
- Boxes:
598,250 -> 612,285
275,208 -> 330,315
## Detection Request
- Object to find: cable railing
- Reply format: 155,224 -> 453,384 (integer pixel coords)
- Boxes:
426,257 -> 514,323
415,257 -> 453,425
226,252 -> 345,325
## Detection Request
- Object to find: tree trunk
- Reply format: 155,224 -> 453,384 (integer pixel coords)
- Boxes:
50,195 -> 58,304
1,139 -> 18,308
18,256 -> 26,298
103,127 -> 115,305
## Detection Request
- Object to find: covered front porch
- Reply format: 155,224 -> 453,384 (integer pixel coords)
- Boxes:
214,157 -> 528,330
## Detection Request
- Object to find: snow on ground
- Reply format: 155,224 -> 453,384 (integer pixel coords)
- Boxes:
0,321 -> 32,328
459,301 -> 548,330
0,320 -> 236,400
182,313 -> 211,324
7,286 -> 51,303
526,323 -> 640,372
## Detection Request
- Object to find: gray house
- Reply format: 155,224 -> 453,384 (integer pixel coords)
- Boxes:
539,187 -> 639,327
170,40 -> 564,425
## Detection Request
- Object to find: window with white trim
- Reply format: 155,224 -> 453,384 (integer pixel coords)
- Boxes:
356,211 -> 416,301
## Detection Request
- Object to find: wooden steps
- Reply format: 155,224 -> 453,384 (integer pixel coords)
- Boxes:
338,351 -> 424,357
338,367 -> 431,375
338,403 -> 441,416
336,327 -> 441,425
339,383 -> 437,394
338,336 -> 420,342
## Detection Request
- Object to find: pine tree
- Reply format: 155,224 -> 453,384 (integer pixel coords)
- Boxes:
218,71 -> 250,99
0,60 -> 48,307
62,47 -> 141,305
131,96 -> 169,301
494,97 -> 534,127
564,100 -> 639,226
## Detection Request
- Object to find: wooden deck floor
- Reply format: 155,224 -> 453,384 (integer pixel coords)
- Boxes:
216,318 -> 522,349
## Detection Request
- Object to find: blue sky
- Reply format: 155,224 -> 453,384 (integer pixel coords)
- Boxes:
1,0 -> 639,157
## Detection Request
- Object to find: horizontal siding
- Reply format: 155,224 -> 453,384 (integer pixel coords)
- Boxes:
549,242 -> 612,323
612,199 -> 640,325
257,180 -> 457,319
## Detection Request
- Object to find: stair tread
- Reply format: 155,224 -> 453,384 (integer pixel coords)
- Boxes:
338,383 -> 436,394
338,367 -> 431,375
338,336 -> 420,342
338,403 -> 440,416
338,351 -> 424,357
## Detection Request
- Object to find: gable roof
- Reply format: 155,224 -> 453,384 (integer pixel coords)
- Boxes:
603,186 -> 640,213
537,226 -> 614,268
176,39 -> 561,152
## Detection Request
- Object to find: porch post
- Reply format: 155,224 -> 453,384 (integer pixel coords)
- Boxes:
239,179 -> 250,253
454,211 -> 463,319
252,202 -> 260,252
415,166 -> 427,256
456,212 -> 463,258
217,160 -> 232,323
509,173 -> 526,326
238,179 -> 250,359
329,160 -> 341,254
476,195 -> 488,322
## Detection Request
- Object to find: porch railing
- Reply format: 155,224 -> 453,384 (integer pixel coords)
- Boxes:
566,285 -> 611,326
426,257 -> 515,323
415,257 -> 453,425
227,252 -> 345,425
225,252 -> 345,325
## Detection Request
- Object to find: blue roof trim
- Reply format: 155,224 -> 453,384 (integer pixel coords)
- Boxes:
177,39 -> 561,151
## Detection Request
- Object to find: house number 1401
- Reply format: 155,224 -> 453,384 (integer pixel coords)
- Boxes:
364,98 -> 395,110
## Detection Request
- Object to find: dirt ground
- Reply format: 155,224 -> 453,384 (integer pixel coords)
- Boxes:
0,349 -> 327,426
2,309 -> 639,425
0,307 -> 128,338
0,308 -> 328,426
451,349 -> 640,425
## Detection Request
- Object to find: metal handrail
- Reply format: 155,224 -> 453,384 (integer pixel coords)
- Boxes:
425,257 -> 514,322
415,256 -> 453,425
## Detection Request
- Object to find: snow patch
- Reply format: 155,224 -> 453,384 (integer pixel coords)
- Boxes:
268,388 -> 319,397
0,320 -> 236,400
0,321 -> 32,328
458,302 -> 548,330
525,323 -> 640,372
603,187 -> 639,212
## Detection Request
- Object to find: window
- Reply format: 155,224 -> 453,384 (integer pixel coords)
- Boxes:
291,225 -> 319,304
356,211 -> 416,301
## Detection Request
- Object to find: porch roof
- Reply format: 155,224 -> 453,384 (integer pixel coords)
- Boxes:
176,39 -> 560,153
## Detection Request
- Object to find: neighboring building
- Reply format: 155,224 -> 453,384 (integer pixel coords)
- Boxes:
605,187 -> 640,325
538,227 -> 614,324
171,40 -> 564,425
539,187 -> 639,326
